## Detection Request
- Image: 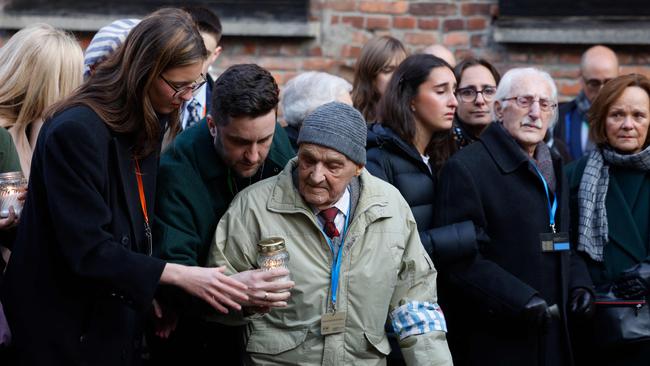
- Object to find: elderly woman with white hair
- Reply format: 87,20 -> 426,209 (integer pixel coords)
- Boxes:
434,67 -> 593,366
280,71 -> 352,150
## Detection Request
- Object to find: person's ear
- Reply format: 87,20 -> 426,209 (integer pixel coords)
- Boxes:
494,101 -> 504,120
207,115 -> 218,137
209,46 -> 222,65
355,165 -> 364,176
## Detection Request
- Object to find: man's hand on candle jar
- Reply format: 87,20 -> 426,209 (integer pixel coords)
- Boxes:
0,206 -> 19,229
231,268 -> 294,308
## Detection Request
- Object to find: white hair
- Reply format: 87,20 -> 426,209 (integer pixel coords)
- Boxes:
491,67 -> 559,128
280,72 -> 352,128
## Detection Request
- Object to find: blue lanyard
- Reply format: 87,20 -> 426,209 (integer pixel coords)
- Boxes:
531,164 -> 557,233
319,197 -> 351,312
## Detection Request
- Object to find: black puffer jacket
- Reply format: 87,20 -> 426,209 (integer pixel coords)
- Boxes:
366,123 -> 440,255
367,123 -> 478,263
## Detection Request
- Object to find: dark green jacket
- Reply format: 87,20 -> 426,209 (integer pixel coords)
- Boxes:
567,157 -> 650,286
153,119 -> 295,267
0,127 -> 20,173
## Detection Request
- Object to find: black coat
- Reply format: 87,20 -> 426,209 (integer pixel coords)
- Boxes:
434,122 -> 591,366
1,106 -> 166,365
366,123 -> 438,254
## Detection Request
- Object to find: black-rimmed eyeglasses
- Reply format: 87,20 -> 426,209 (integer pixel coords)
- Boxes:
160,73 -> 207,97
456,86 -> 497,103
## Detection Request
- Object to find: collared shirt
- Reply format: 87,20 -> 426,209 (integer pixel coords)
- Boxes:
312,187 -> 350,236
181,82 -> 208,130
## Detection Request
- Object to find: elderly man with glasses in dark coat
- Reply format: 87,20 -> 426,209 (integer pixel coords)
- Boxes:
434,67 -> 595,366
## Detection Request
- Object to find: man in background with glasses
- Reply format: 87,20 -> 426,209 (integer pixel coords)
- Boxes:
434,67 -> 593,366
553,45 -> 619,161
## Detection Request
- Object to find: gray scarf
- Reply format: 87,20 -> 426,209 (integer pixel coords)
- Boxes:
577,145 -> 650,261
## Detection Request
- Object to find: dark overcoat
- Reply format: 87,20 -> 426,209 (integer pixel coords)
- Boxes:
366,123 -> 438,254
434,122 -> 591,366
1,106 -> 166,365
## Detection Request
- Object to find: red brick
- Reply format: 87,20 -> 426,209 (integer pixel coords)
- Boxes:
508,52 -> 529,63
418,18 -> 440,30
258,57 -> 299,71
303,58 -> 337,70
409,3 -> 458,16
342,16 -> 364,28
490,4 -> 500,17
443,32 -> 469,47
393,16 -> 417,29
470,34 -> 486,47
529,52 -> 556,64
549,67 -> 580,79
341,45 -> 362,58
455,49 -> 474,62
558,80 -> 582,97
352,31 -> 370,44
559,53 -> 581,64
280,44 -> 303,57
617,53 -> 635,65
242,42 -> 257,56
329,0 -> 356,12
467,17 -> 488,31
404,32 -> 438,46
461,3 -> 491,16
331,15 -> 340,25
309,46 -> 323,57
634,53 -> 650,64
366,16 -> 391,30
621,66 -> 650,78
443,19 -> 465,32
359,1 -> 409,14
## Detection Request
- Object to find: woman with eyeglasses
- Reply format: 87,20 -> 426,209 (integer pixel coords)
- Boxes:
1,9 -> 260,365
566,73 -> 650,365
451,58 -> 500,150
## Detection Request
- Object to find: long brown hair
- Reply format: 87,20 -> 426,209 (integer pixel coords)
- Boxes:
352,36 -> 407,123
379,54 -> 456,172
46,8 -> 207,158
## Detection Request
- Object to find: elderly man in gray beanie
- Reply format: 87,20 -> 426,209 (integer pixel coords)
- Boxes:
206,101 -> 452,366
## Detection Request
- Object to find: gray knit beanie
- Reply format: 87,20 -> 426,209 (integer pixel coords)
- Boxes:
297,102 -> 367,165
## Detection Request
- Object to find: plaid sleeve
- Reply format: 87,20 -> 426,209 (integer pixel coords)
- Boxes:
389,301 -> 447,340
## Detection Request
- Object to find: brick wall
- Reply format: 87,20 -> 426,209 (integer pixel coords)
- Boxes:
3,0 -> 648,101
213,0 -> 650,101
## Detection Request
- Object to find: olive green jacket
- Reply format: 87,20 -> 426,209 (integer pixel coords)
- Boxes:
207,159 -> 452,366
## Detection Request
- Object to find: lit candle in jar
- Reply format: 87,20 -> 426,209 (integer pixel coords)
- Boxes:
257,237 -> 291,282
0,171 -> 27,218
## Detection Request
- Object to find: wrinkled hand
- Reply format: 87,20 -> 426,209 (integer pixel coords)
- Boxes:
165,264 -> 249,314
523,295 -> 551,331
569,287 -> 595,319
152,299 -> 178,339
231,268 -> 294,308
0,206 -> 19,230
613,261 -> 650,299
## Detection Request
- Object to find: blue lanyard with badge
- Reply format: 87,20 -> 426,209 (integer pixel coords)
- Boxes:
320,196 -> 351,336
532,164 -> 570,252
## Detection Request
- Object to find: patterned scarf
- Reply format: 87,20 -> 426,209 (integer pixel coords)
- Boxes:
577,145 -> 650,261
575,90 -> 591,116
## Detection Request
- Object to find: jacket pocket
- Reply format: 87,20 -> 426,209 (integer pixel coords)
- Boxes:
364,331 -> 391,355
246,328 -> 308,355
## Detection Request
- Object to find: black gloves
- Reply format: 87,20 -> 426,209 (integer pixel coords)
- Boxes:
569,287 -> 595,319
522,295 -> 552,330
613,261 -> 650,299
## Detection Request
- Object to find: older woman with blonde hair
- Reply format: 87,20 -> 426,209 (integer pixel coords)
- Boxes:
0,24 -> 84,178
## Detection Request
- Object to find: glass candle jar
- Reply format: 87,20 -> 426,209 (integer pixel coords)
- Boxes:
0,171 -> 27,218
257,237 -> 291,282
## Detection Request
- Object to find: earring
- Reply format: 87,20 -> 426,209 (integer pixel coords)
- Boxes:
410,106 -> 416,112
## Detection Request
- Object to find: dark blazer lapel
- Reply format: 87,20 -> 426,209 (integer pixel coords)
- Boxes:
112,135 -> 141,246
607,177 -> 646,262
480,123 -> 529,175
